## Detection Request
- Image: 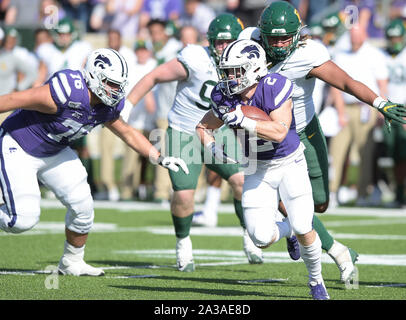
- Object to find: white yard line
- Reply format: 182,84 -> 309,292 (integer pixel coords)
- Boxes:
40,199 -> 406,217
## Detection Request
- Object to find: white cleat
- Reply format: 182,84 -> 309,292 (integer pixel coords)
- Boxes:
191,211 -> 217,227
58,257 -> 105,276
327,240 -> 359,283
243,229 -> 264,264
176,236 -> 195,272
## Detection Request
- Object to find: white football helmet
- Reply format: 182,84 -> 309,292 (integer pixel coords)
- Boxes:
218,39 -> 268,96
84,48 -> 128,107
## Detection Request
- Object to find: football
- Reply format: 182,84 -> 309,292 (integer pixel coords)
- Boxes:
241,105 -> 271,121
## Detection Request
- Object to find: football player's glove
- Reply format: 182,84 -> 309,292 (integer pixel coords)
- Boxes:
223,104 -> 257,132
206,141 -> 238,164
373,97 -> 406,130
158,156 -> 189,174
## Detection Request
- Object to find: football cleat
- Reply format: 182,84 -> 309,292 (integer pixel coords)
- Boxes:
191,211 -> 217,227
243,229 -> 264,264
286,235 -> 300,260
58,257 -> 105,276
327,240 -> 359,283
308,281 -> 330,300
176,236 -> 195,272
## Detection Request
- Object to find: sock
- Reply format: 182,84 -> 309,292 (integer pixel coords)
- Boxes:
233,198 -> 245,228
396,184 -> 404,204
203,186 -> 221,223
275,218 -> 292,241
312,215 -> 334,251
299,233 -> 323,284
171,214 -> 193,239
81,158 -> 97,194
327,240 -> 351,265
62,240 -> 85,261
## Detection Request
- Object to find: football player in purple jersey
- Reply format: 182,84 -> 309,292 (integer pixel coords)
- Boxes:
196,39 -> 329,299
0,48 -> 188,276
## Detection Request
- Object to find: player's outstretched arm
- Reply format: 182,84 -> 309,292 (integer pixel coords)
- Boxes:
126,57 -> 188,107
310,60 -> 406,124
106,117 -> 189,174
0,84 -> 58,114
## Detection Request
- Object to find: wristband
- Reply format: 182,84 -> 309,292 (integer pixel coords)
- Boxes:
157,155 -> 164,165
372,96 -> 386,109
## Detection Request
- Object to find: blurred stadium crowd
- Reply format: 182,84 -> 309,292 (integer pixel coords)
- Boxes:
1,0 -> 406,209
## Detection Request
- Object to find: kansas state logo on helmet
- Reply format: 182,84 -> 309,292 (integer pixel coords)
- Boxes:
94,54 -> 112,69
241,45 -> 260,59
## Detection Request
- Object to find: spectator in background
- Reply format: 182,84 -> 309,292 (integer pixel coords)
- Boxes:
390,0 -> 406,21
95,29 -> 137,201
107,0 -> 144,39
33,28 -> 60,86
39,0 -> 66,27
340,0 -> 384,39
182,0 -> 216,41
120,40 -> 157,200
226,0 -> 266,27
382,19 -> 406,208
0,0 -> 11,21
291,0 -> 336,26
145,18 -> 182,203
179,24 -> 200,46
2,27 -> 39,87
60,0 -> 90,32
32,28 -> 56,87
328,24 -> 388,207
89,0 -> 114,33
4,0 -> 42,27
138,0 -> 183,38
0,26 -> 38,124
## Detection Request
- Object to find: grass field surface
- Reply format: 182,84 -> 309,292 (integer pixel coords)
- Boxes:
1,200 -> 405,307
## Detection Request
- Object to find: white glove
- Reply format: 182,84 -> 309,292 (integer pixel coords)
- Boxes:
223,104 -> 256,132
206,141 -> 238,164
158,156 -> 189,174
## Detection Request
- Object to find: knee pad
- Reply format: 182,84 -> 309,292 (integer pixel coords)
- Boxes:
289,197 -> 313,236
0,204 -> 40,234
244,207 -> 276,248
64,186 -> 94,234
8,215 -> 39,234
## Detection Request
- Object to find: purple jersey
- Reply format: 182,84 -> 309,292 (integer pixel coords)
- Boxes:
211,73 -> 299,161
1,69 -> 124,157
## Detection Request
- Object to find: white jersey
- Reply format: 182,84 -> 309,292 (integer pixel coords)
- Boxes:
153,38 -> 183,120
383,47 -> 406,104
239,29 -> 330,132
167,44 -> 218,135
37,40 -> 92,76
269,39 -> 330,132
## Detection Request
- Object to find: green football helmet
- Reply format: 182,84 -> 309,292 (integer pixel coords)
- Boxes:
258,1 -> 303,63
207,13 -> 244,63
320,12 -> 345,46
385,19 -> 406,55
54,18 -> 78,49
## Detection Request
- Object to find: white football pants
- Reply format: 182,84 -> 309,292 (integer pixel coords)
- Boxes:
242,145 -> 314,247
0,133 -> 94,234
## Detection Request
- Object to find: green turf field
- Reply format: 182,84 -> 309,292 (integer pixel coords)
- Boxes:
0,201 -> 405,301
